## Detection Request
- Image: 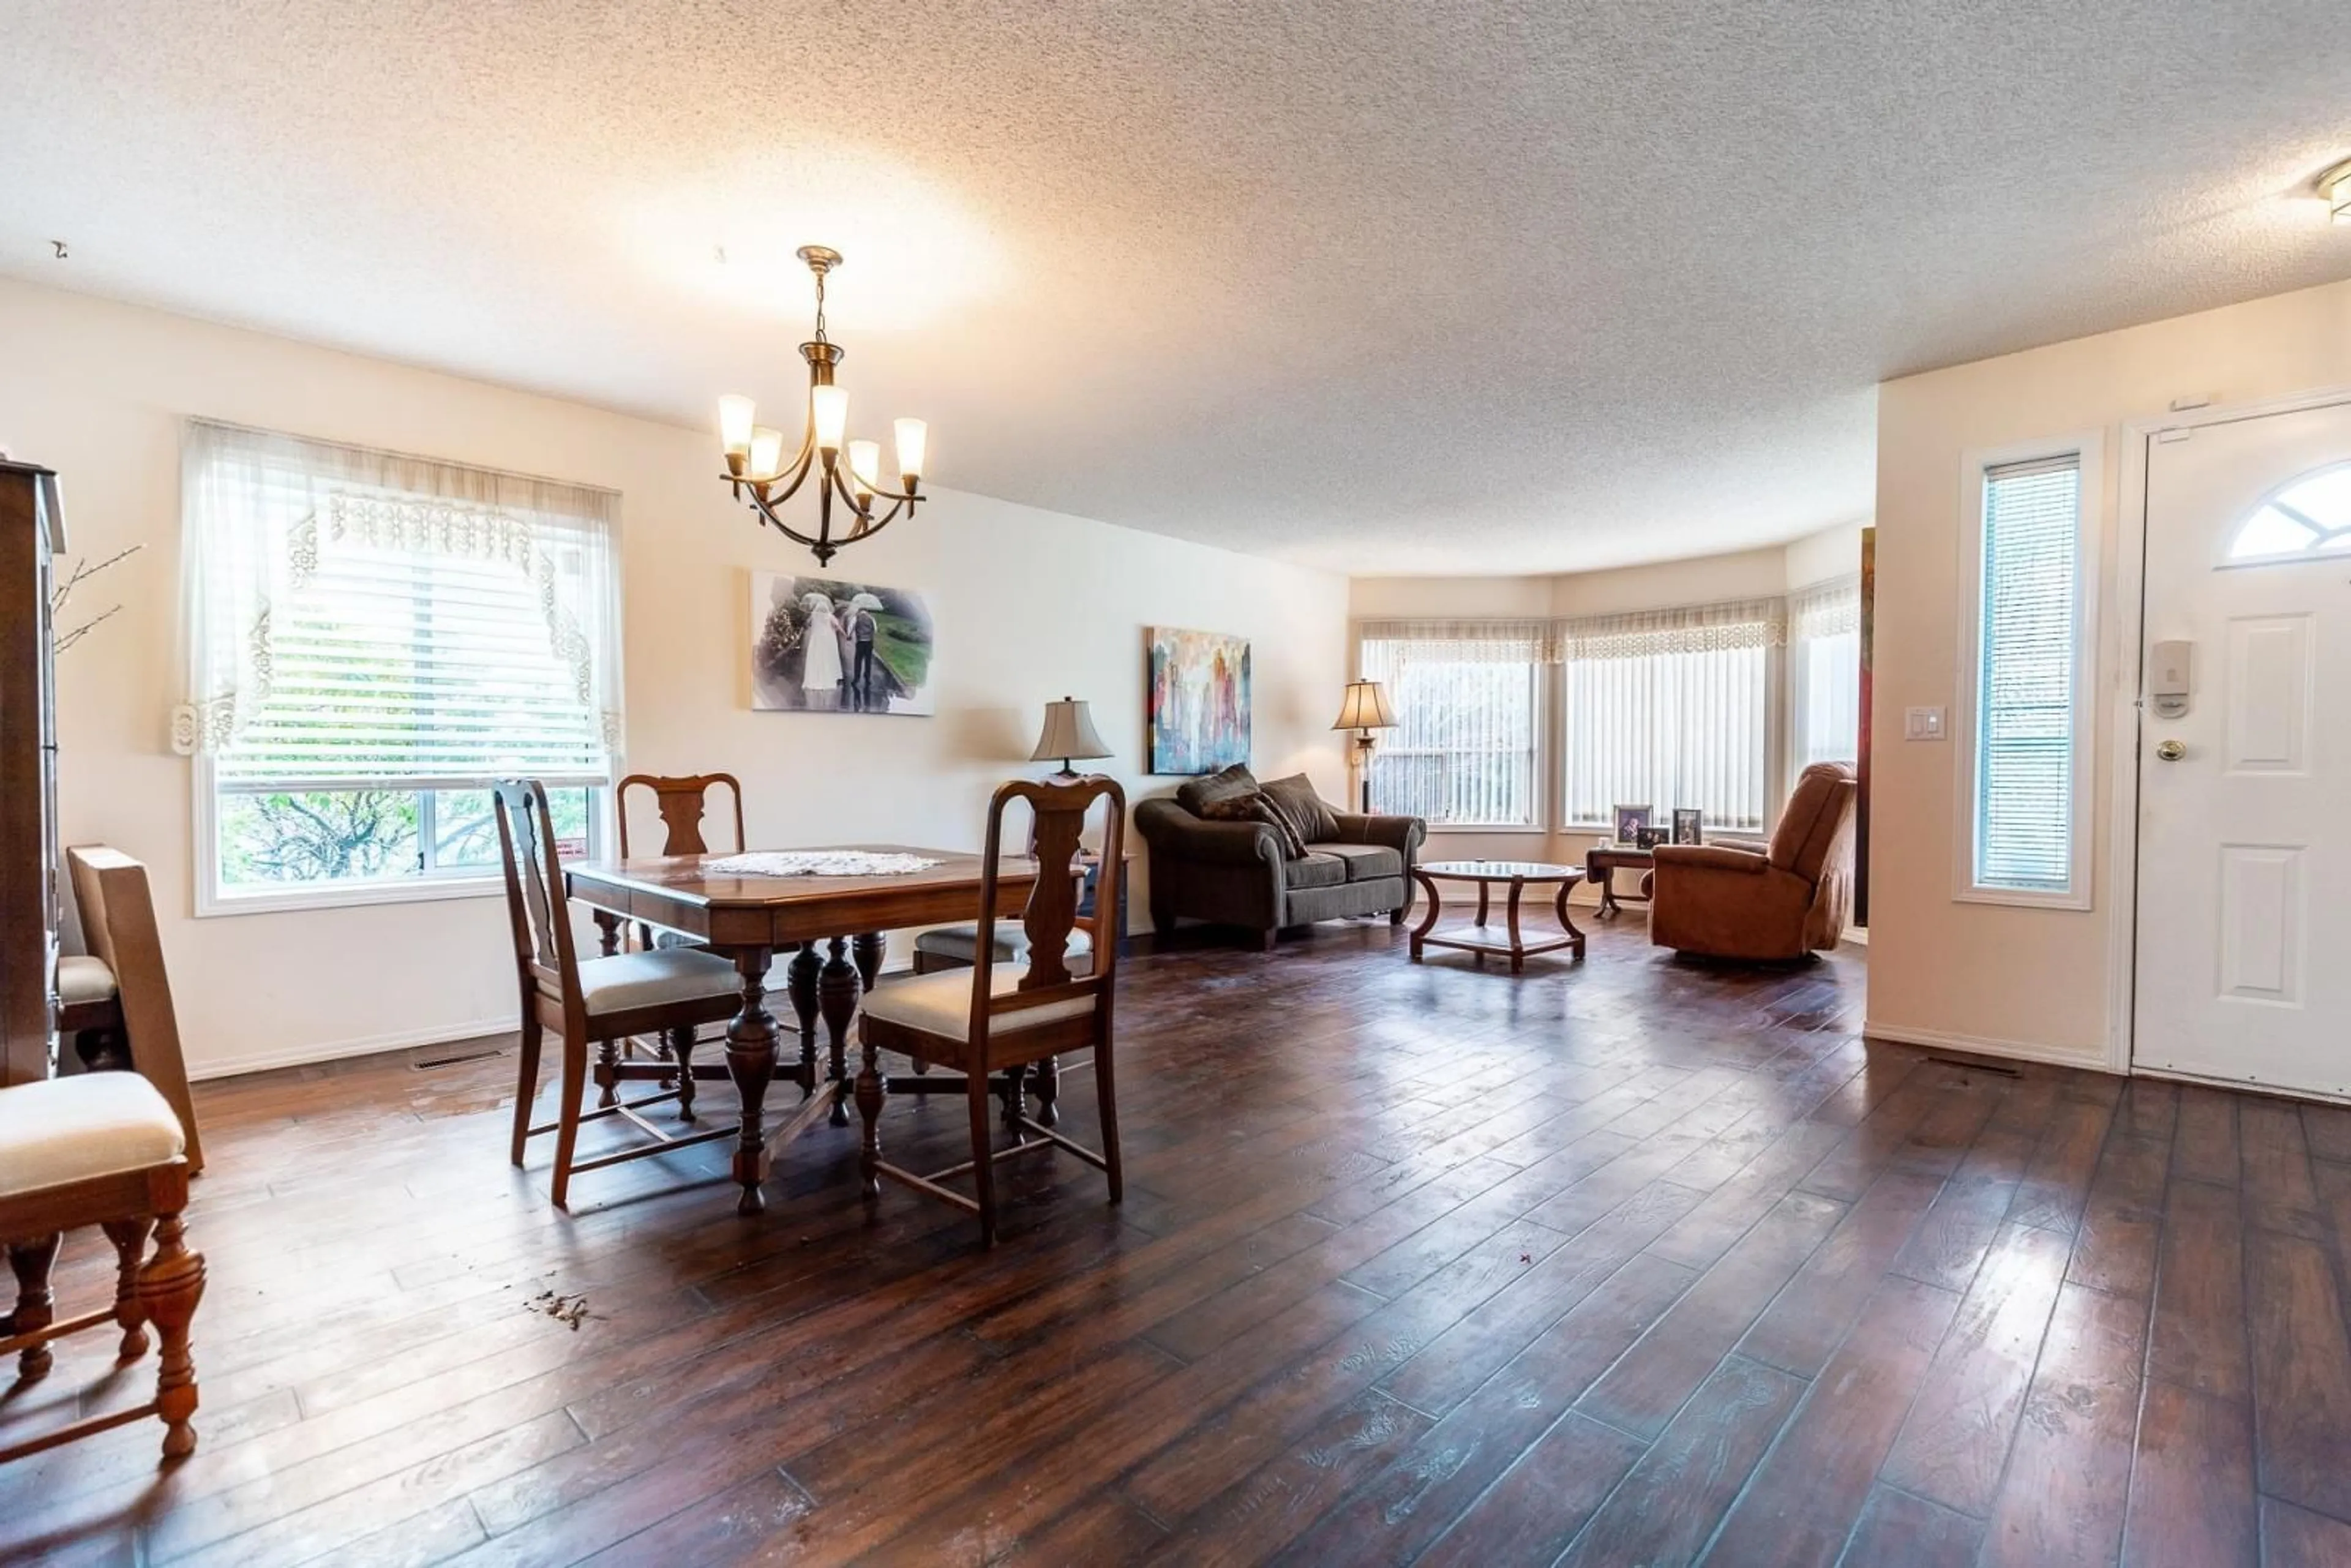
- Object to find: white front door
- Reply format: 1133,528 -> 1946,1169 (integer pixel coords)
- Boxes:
2133,398 -> 2351,1097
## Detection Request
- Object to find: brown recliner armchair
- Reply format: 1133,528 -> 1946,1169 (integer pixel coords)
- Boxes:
1649,762 -> 1857,961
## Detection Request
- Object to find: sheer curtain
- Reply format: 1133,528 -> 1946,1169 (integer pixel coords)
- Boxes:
1790,574 -> 1861,775
1357,620 -> 1553,827
1558,598 -> 1782,832
176,420 -> 624,769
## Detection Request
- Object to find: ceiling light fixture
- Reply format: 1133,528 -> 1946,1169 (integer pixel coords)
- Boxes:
2322,160 -> 2351,225
716,246 -> 926,565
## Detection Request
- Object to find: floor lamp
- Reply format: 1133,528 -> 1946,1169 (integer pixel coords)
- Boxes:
1331,680 -> 1397,813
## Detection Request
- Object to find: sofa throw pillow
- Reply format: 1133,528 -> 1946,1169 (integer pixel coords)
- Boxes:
1198,790 -> 1307,859
1176,763 -> 1258,819
1261,774 -> 1341,844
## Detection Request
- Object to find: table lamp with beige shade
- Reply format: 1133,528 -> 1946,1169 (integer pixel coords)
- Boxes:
1331,679 -> 1398,812
1030,697 -> 1113,776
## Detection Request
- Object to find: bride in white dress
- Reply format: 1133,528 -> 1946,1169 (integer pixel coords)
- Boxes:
800,591 -> 844,708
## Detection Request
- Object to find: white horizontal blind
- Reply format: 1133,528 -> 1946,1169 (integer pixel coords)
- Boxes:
184,422 -> 621,793
218,542 -> 608,789
1562,642 -> 1772,831
1359,626 -> 1542,826
1973,456 -> 2081,893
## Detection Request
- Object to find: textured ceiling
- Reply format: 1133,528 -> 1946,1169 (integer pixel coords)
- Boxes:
6,1 -> 2349,574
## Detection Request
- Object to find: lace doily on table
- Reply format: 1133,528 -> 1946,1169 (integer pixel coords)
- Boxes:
703,850 -> 943,878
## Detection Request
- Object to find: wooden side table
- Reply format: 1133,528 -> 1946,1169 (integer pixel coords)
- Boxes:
1409,860 -> 1586,973
1584,845 -> 1655,918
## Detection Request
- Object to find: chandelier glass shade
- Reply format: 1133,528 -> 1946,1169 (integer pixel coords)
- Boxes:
717,246 -> 927,565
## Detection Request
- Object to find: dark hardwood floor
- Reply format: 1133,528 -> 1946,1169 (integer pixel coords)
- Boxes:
6,919 -> 2351,1566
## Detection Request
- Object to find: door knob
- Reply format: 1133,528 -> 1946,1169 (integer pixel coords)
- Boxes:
2155,739 -> 2186,762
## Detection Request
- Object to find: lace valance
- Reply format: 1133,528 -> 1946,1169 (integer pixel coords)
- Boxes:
1790,574 -> 1861,643
1555,596 -> 1787,662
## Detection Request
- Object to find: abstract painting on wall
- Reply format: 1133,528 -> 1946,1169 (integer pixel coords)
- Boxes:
1147,626 -> 1250,774
749,572 -> 937,715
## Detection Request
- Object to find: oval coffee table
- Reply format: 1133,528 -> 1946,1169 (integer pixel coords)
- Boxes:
1409,860 -> 1586,972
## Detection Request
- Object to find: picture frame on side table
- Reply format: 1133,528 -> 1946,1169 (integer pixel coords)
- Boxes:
1613,804 -> 1652,846
1673,808 -> 1703,846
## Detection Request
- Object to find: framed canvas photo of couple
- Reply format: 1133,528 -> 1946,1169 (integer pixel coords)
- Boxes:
749,571 -> 937,715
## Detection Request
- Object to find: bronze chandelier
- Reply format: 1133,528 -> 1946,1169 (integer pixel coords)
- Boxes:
716,246 -> 928,566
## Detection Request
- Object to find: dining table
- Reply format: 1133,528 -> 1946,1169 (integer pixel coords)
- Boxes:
563,844 -> 1041,1214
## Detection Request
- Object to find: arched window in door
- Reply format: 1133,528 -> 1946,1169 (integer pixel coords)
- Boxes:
2226,462 -> 2351,564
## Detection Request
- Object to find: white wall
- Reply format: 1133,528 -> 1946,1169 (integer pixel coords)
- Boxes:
1870,277 -> 2351,1067
0,278 -> 1349,1079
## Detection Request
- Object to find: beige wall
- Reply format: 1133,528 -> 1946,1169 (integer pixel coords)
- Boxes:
1869,277 -> 2351,1067
1,279 -> 1349,1078
1344,521 -> 1864,875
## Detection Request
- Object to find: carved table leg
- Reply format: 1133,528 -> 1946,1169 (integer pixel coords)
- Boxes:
1557,880 -> 1588,959
787,943 -> 821,1092
1409,871 -> 1442,961
668,1023 -> 698,1122
589,910 -> 624,1107
855,1019 -> 885,1199
852,932 -> 885,992
100,1217 -> 154,1361
1473,880 -> 1491,929
819,937 -> 861,1127
724,946 -> 778,1214
1594,862 -> 1619,918
6,1232 -> 61,1380
1033,1055 -> 1060,1127
135,1212 -> 204,1460
596,1038 -> 621,1109
1506,877 -> 1527,973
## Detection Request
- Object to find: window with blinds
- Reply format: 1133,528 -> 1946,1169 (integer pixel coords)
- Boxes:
1790,575 -> 1861,775
219,544 -> 609,790
184,422 -> 618,907
1971,455 -> 2083,896
1359,626 -> 1543,827
1558,600 -> 1780,832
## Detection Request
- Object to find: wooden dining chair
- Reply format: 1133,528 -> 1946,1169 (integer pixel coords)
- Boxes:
857,774 -> 1127,1246
613,773 -> 749,1087
0,1073 -> 204,1465
493,780 -> 745,1209
62,846 -> 204,1174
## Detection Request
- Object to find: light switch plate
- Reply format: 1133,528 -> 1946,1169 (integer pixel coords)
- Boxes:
1904,706 -> 1947,741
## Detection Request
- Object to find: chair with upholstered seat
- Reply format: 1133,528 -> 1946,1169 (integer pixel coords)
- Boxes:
858,775 -> 1126,1246
0,1073 -> 204,1465
61,846 -> 204,1174
910,921 -> 1092,975
494,779 -> 748,1208
1648,761 -> 1858,961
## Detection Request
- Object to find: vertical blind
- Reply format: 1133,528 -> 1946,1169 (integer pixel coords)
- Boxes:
1359,622 -> 1546,825
1973,456 -> 2081,893
1791,574 -> 1861,774
1559,599 -> 1780,831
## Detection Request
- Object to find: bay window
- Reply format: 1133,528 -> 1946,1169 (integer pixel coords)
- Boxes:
1558,599 -> 1782,833
1358,620 -> 1547,827
1790,574 -> 1862,775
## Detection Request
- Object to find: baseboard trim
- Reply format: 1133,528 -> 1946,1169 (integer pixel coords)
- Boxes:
1860,1019 -> 2112,1074
189,1016 -> 514,1082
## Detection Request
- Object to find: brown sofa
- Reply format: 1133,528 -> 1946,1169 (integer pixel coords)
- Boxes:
1134,771 -> 1424,950
1648,762 -> 1857,961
